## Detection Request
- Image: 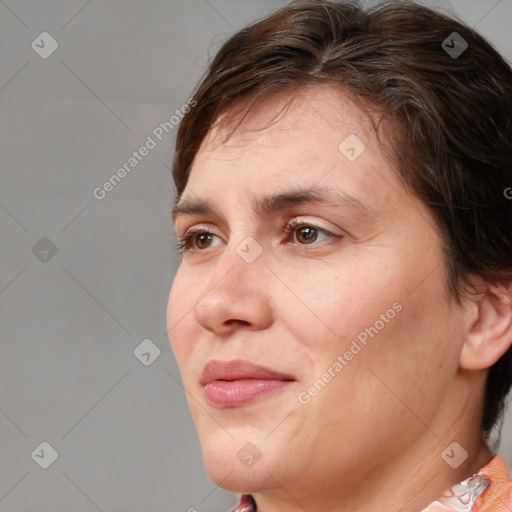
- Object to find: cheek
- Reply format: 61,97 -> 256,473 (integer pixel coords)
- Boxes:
293,260 -> 457,402
277,262 -> 401,358
352,278 -> 461,432
167,269 -> 195,363
296,298 -> 457,468
166,274 -> 180,330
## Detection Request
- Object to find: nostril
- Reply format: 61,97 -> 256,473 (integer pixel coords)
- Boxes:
225,319 -> 250,326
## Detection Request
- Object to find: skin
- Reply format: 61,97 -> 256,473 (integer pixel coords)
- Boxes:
167,85 -> 512,512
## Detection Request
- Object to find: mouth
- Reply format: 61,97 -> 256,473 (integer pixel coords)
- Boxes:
200,359 -> 296,408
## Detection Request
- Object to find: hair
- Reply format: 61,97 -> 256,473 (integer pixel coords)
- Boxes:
171,0 -> 512,437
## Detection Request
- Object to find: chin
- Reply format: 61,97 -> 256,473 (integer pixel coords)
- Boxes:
204,456 -> 272,494
198,431 -> 278,493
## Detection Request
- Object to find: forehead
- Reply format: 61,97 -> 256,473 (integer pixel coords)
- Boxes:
178,85 -> 409,218
201,85 -> 374,156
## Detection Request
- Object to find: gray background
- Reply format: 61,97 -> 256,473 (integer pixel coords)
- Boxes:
1,0 -> 511,511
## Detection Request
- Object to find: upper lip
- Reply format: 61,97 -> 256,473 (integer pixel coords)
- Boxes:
200,359 -> 295,386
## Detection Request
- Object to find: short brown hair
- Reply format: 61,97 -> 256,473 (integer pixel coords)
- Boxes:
171,0 -> 512,436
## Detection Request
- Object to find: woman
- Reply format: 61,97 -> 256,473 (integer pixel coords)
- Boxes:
167,1 -> 512,510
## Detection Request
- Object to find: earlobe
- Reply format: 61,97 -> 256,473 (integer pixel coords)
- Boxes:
459,283 -> 512,370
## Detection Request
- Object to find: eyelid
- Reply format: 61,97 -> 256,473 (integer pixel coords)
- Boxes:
178,217 -> 340,238
286,216 -> 342,234
180,223 -> 214,238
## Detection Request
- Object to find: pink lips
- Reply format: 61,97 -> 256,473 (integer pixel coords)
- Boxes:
200,359 -> 295,408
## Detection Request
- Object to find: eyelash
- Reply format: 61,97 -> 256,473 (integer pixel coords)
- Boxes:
174,219 -> 341,255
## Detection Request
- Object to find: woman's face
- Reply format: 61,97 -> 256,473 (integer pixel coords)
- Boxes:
167,86 -> 466,499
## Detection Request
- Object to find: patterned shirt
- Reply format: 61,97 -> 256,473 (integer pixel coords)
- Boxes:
231,455 -> 512,512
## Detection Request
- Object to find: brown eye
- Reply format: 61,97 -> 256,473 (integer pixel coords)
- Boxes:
195,232 -> 214,249
283,219 -> 337,247
295,226 -> 319,244
175,229 -> 218,254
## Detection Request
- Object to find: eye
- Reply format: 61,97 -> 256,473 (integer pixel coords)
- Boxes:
174,228 -> 220,254
174,219 -> 341,255
282,218 -> 340,247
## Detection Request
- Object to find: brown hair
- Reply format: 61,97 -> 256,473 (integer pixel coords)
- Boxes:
171,0 -> 512,437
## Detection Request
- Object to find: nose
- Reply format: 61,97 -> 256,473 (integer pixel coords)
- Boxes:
192,241 -> 273,336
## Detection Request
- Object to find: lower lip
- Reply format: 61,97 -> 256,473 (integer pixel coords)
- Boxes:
204,379 -> 293,407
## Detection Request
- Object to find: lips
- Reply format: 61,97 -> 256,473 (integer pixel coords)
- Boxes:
200,359 -> 295,408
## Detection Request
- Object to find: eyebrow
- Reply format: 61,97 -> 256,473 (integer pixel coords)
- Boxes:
171,186 -> 376,225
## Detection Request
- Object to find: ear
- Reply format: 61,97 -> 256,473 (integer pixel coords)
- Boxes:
460,281 -> 512,370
